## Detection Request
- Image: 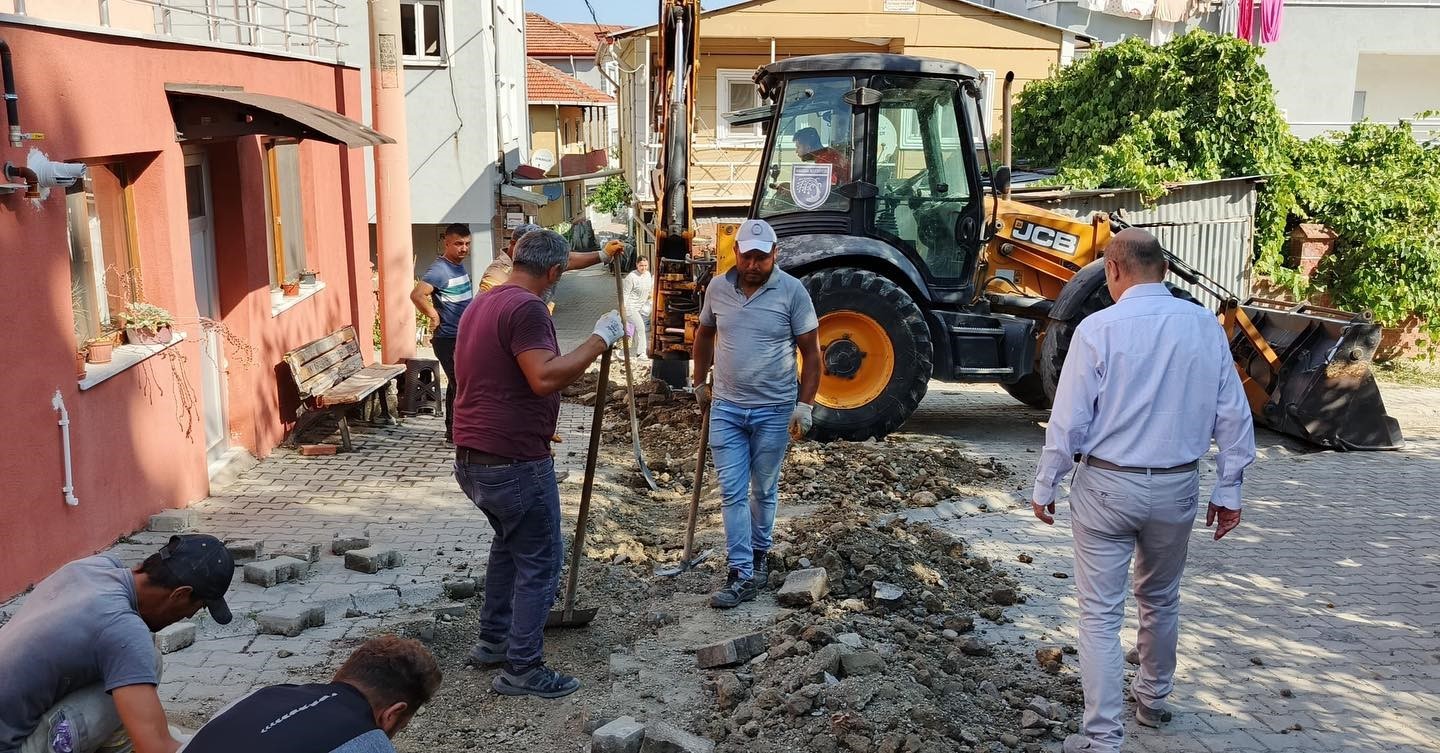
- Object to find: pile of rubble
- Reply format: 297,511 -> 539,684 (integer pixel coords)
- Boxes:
683,512 -> 1081,753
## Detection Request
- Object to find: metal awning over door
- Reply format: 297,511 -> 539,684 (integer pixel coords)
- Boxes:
165,84 -> 393,147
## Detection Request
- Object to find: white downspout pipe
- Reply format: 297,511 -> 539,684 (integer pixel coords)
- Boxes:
51,390 -> 79,507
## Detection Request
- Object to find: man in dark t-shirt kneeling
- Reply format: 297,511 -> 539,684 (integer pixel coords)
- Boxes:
451,229 -> 625,699
180,636 -> 440,753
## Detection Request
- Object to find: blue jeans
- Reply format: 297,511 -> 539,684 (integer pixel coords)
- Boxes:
708,399 -> 792,580
454,456 -> 563,672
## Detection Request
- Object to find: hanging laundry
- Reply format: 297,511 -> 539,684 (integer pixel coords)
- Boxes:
1154,0 -> 1191,23
1260,0 -> 1284,43
1151,18 -> 1177,44
1120,0 -> 1158,18
1237,0 -> 1255,41
1218,0 -> 1240,36
1078,0 -> 1107,11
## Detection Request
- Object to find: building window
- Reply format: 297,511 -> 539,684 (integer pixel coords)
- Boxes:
716,68 -> 763,146
899,70 -> 995,149
68,163 -> 138,344
400,0 -> 445,62
265,142 -> 309,288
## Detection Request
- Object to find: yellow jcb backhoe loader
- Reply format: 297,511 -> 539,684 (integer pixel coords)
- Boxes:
642,46 -> 1402,450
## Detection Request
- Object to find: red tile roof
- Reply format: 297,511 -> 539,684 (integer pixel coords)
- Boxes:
563,22 -> 628,46
525,12 -> 599,56
526,58 -> 614,105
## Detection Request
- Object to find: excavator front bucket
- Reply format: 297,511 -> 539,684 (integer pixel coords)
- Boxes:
1229,298 -> 1403,451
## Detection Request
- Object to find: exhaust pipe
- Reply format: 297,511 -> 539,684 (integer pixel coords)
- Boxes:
1001,71 -> 1014,200
0,38 -> 21,148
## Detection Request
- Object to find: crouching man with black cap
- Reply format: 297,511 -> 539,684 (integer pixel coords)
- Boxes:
0,534 -> 235,753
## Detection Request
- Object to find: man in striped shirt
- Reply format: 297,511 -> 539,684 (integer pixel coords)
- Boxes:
412,223 -> 476,443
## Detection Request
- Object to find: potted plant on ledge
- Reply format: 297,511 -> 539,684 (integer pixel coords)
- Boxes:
281,278 -> 301,297
121,302 -> 175,345
85,334 -> 117,364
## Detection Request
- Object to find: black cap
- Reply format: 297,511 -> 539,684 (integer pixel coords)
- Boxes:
157,534 -> 235,625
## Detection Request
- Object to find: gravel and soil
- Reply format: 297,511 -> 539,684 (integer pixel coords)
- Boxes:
381,373 -> 1079,752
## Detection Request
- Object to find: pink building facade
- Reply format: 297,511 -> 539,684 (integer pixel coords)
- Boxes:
0,18 -> 381,599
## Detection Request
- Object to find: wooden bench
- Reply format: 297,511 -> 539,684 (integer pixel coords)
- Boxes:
283,326 -> 406,451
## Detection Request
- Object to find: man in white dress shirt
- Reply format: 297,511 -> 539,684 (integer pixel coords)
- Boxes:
1032,228 -> 1257,753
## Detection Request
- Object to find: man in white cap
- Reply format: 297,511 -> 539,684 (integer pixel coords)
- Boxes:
692,218 -> 822,609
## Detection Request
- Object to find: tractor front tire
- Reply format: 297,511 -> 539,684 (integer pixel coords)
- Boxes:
803,268 -> 933,442
1001,371 -> 1051,410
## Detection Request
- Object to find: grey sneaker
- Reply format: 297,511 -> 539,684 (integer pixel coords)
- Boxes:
710,570 -> 757,609
467,637 -> 508,667
1136,703 -> 1173,728
752,551 -> 770,591
1061,734 -> 1095,753
492,664 -> 581,699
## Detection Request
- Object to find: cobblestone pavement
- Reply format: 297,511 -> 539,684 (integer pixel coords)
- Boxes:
4,269 -> 1435,750
907,383 -> 1440,753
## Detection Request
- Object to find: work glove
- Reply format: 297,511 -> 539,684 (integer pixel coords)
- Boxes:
789,402 -> 814,440
597,239 -> 626,265
693,383 -> 711,407
592,310 -> 625,347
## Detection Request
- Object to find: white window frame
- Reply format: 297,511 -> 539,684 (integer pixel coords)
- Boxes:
716,68 -> 764,147
400,0 -> 447,65
899,70 -> 995,149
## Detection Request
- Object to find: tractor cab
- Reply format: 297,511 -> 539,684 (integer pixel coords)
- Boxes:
745,54 -> 991,305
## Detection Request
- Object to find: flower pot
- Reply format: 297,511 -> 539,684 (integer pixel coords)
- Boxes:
298,271 -> 318,285
86,341 -> 114,364
282,282 -> 301,297
75,351 -> 88,378
126,325 -> 173,345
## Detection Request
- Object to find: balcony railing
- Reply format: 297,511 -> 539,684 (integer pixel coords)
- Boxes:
5,0 -> 346,61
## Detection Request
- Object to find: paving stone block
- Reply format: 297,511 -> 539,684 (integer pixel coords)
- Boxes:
397,582 -> 443,606
224,539 -> 265,565
242,556 -> 309,588
776,567 -> 829,607
696,631 -> 767,669
350,588 -> 402,615
433,603 -> 467,619
592,716 -> 645,753
148,509 -> 198,533
330,533 -> 371,555
274,542 -> 321,564
257,605 -> 326,637
344,547 -> 403,574
839,651 -> 886,677
640,721 -> 714,753
442,578 -> 478,599
154,622 -> 196,654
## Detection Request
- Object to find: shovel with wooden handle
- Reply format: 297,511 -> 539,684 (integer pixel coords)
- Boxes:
611,254 -> 659,491
655,386 -> 716,578
546,347 -> 611,628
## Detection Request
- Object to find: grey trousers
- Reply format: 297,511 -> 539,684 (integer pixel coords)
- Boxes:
17,652 -> 165,753
1071,464 -> 1200,753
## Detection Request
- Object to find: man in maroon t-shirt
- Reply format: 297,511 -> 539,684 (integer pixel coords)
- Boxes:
451,229 -> 625,699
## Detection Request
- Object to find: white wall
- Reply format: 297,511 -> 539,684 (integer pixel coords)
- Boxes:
989,0 -> 1217,43
338,0 -> 530,267
1354,53 -> 1440,122
1261,4 -> 1440,138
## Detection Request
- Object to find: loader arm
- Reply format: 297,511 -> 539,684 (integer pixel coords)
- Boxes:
1115,215 -> 1404,450
983,208 -> 1402,449
647,0 -> 708,367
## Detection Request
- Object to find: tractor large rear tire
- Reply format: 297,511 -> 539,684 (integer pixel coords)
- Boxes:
1040,283 -> 1200,403
803,268 -> 933,442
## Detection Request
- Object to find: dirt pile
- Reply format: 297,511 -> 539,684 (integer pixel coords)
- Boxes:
695,512 -> 1081,753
